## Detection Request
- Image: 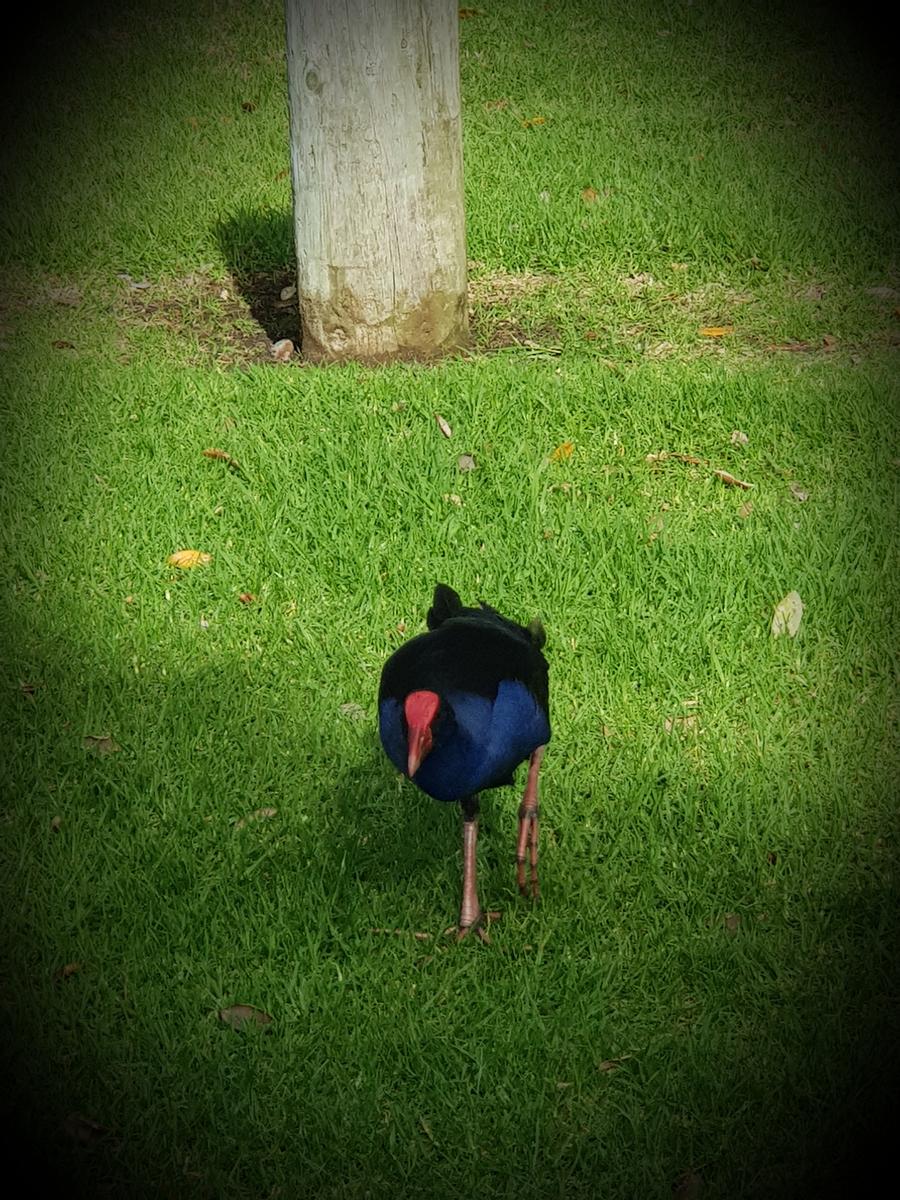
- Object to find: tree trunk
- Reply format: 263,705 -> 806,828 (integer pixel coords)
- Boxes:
284,0 -> 468,364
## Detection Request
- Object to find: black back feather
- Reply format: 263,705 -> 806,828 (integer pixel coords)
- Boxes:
381,584 -> 549,713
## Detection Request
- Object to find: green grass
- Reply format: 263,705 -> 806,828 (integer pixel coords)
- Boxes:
2,2 -> 899,1198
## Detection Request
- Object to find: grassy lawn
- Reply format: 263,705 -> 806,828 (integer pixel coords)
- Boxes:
2,2 -> 898,1197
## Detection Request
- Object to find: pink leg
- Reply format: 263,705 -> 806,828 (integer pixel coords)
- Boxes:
516,745 -> 546,900
458,811 -> 489,942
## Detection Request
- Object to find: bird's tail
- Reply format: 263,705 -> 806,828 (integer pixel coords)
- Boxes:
427,583 -> 463,629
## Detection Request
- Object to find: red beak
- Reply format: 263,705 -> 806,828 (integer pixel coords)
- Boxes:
407,726 -> 432,778
403,690 -> 440,778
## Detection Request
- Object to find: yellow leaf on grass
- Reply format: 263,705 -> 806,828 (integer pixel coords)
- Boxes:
550,441 -> 574,462
168,549 -> 212,569
521,116 -> 546,128
771,591 -> 803,638
581,186 -> 599,204
699,325 -> 735,337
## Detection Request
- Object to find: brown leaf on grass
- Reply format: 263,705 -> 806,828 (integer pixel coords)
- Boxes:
457,454 -> 476,472
370,928 -> 433,941
581,186 -> 599,204
550,440 -> 574,462
772,591 -> 803,638
47,285 -> 82,306
730,429 -> 749,446
583,330 -> 599,340
234,807 -> 278,830
646,451 -> 705,466
62,1113 -> 111,1145
699,325 -> 734,337
50,815 -> 62,832
598,1055 -> 632,1072
458,7 -> 479,16
521,116 -> 546,127
202,448 -> 242,472
484,98 -> 508,111
53,962 -> 82,983
340,702 -> 367,721
270,338 -> 294,361
218,1004 -> 272,1030
238,592 -> 256,605
82,733 -> 121,756
664,714 -> 700,734
623,272 -> 655,295
673,1169 -> 704,1199
738,500 -> 754,519
434,412 -> 453,438
788,482 -> 809,502
724,913 -> 741,935
168,549 -> 212,569
713,469 -> 754,490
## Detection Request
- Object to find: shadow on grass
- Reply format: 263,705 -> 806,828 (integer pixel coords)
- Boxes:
215,207 -> 301,347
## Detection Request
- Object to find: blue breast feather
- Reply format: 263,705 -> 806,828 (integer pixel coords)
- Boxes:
378,680 -> 550,803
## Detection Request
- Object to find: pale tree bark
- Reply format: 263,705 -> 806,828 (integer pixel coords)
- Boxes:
284,0 -> 468,363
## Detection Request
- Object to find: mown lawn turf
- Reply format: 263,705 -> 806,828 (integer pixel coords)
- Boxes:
1,3 -> 898,1197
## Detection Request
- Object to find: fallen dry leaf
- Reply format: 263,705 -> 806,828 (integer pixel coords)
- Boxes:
521,116 -> 546,127
737,500 -> 754,519
270,338 -> 294,362
82,733 -> 121,756
581,186 -> 599,204
168,549 -> 212,569
673,1169 -> 704,1200
218,1004 -> 272,1030
458,6 -> 479,16
788,482 -> 809,502
370,928 -> 433,940
50,815 -> 62,832
713,469 -> 753,490
202,448 -> 242,472
457,454 -> 476,472
724,913 -> 741,935
550,440 -> 574,462
234,807 -> 278,830
598,1055 -> 632,1072
339,702 -> 367,720
434,412 -> 453,438
484,98 -> 508,111
279,284 -> 297,301
699,325 -> 734,337
62,1113 -> 111,1145
238,592 -> 256,605
442,492 -> 463,506
730,429 -> 749,446
772,590 -> 803,638
664,714 -> 700,734
53,962 -> 82,983
583,330 -> 599,341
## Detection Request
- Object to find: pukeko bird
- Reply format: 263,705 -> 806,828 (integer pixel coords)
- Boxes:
378,584 -> 550,941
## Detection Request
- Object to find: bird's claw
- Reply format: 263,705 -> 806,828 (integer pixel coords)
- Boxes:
449,909 -> 501,944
